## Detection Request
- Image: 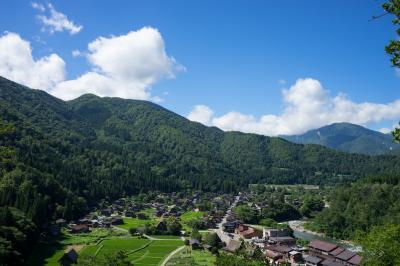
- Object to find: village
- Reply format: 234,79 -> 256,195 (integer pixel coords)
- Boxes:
46,186 -> 363,266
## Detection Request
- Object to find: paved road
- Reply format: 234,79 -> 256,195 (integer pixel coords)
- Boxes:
160,246 -> 185,266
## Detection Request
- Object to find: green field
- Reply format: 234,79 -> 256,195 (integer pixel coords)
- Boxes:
116,217 -> 157,230
149,235 -> 182,239
80,238 -> 183,265
26,228 -> 128,266
165,247 -> 216,266
180,211 -> 204,223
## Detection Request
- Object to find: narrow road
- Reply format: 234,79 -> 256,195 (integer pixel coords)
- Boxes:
160,246 -> 185,266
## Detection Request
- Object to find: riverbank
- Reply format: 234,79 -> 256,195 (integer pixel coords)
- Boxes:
288,220 -> 324,237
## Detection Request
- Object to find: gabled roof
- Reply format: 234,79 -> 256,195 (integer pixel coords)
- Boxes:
335,250 -> 356,261
330,247 -> 345,256
348,254 -> 362,265
309,240 -> 338,252
305,255 -> 323,264
266,245 -> 292,253
224,239 -> 242,252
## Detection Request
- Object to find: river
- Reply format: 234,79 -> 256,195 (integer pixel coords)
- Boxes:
287,220 -> 362,252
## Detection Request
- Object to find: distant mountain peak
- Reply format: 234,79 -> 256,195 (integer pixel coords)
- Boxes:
282,123 -> 400,155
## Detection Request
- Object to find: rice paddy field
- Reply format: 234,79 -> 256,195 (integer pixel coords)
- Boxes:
80,238 -> 184,265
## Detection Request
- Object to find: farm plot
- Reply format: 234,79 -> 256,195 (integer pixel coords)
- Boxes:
80,238 -> 183,265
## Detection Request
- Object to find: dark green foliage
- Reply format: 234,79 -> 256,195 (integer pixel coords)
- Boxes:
311,174 -> 400,239
360,223 -> 400,266
383,0 -> 400,67
234,204 -> 259,224
204,233 -> 221,248
282,122 -> 400,155
216,253 -> 268,266
0,207 -> 37,265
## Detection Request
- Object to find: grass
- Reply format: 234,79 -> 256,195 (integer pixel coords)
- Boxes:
80,238 -> 183,265
149,235 -> 182,239
165,247 -> 216,266
180,210 -> 205,233
116,217 -> 157,230
180,211 -> 204,223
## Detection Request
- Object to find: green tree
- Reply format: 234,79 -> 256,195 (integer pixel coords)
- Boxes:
360,224 -> 400,266
204,233 -> 221,248
381,1 -> 400,140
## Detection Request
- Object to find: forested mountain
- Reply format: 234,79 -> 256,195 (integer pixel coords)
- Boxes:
0,76 -> 400,262
282,122 -> 400,155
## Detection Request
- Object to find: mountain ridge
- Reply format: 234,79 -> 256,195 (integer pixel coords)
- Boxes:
281,122 -> 400,155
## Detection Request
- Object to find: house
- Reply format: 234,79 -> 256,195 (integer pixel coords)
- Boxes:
269,236 -> 296,246
70,224 -> 89,234
289,250 -> 303,263
347,255 -> 362,266
189,239 -> 201,250
156,220 -> 168,232
309,240 -> 338,256
235,224 -> 263,239
222,239 -> 242,252
58,248 -> 78,266
265,245 -> 292,260
222,221 -> 240,233
263,228 -> 290,238
125,210 -> 134,217
305,255 -> 323,266
55,219 -> 67,227
101,208 -> 113,217
111,216 -> 124,225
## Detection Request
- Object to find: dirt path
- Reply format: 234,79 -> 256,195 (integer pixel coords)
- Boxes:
159,246 -> 185,266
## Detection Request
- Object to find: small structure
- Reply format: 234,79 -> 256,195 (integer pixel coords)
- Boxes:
101,208 -> 113,217
305,255 -> 323,266
55,219 -> 67,227
235,224 -> 263,239
156,220 -> 168,232
70,224 -> 89,234
111,216 -> 124,225
58,248 -> 78,266
222,239 -> 242,253
289,250 -> 303,263
189,239 -> 201,250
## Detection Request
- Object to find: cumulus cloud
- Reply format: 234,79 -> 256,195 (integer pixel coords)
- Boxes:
187,105 -> 214,125
189,78 -> 400,136
32,2 -> 82,35
0,28 -> 182,102
52,27 -> 183,100
0,32 -> 65,91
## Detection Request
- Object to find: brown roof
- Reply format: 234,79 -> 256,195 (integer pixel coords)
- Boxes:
348,254 -> 362,265
309,240 -> 338,252
265,250 -> 282,259
335,250 -> 356,261
329,247 -> 345,256
266,245 -> 292,253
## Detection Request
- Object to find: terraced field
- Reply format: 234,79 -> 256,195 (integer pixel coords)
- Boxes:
80,238 -> 183,265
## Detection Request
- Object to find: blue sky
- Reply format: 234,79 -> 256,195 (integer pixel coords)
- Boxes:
0,0 -> 399,135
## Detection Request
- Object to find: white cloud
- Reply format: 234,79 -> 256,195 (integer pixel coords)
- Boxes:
0,28 -> 182,102
187,105 -> 214,125
31,2 -> 45,12
189,78 -> 400,136
278,79 -> 286,84
52,27 -> 183,100
33,3 -> 82,35
71,49 -> 82,57
0,32 -> 65,91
